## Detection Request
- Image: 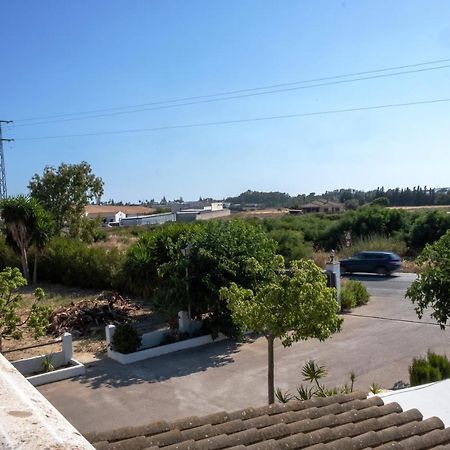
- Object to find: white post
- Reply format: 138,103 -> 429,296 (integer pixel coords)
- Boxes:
325,262 -> 341,307
178,311 -> 190,333
61,333 -> 73,364
105,325 -> 116,356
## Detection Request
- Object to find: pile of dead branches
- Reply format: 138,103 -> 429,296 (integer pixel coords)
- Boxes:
48,291 -> 141,337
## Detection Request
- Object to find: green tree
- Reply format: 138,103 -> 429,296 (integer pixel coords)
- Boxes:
220,259 -> 342,404
31,208 -> 54,284
406,230 -> 450,328
28,161 -> 104,236
123,220 -> 280,336
0,267 -> 50,352
0,196 -> 48,283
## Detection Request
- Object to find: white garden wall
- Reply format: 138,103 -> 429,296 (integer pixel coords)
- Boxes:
105,324 -> 226,365
11,333 -> 86,386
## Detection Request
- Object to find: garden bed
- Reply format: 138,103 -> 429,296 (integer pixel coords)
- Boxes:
105,324 -> 227,365
11,333 -> 86,386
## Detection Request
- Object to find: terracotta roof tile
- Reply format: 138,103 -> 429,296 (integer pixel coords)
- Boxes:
89,392 -> 450,450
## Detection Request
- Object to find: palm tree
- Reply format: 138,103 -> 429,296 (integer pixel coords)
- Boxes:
0,196 -> 49,283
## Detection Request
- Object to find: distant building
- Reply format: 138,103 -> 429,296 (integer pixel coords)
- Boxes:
120,212 -> 176,227
176,208 -> 231,222
291,200 -> 345,214
84,205 -> 155,225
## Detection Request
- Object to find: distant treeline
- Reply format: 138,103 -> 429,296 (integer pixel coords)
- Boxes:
226,186 -> 450,208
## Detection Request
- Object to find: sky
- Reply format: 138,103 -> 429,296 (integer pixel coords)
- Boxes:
1,0 -> 450,202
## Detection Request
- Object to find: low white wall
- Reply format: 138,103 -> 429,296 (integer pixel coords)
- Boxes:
11,333 -> 85,386
141,328 -> 169,348
26,359 -> 86,387
106,324 -> 227,365
0,353 -> 94,449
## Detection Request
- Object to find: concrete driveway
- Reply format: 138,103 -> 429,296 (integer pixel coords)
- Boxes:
38,273 -> 450,434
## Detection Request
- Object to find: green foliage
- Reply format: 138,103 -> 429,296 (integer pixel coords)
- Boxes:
406,230 -> 450,327
0,236 -> 20,271
340,284 -> 357,310
123,220 -> 280,336
111,323 -> 142,354
407,210 -> 450,251
38,237 -> 122,289
221,259 -> 342,347
369,383 -> 382,394
275,360 -> 358,403
0,195 -> 52,282
28,161 -> 104,236
371,197 -> 390,207
340,280 -> 370,310
222,259 -> 342,404
41,354 -> 55,372
0,267 -> 51,352
266,228 -> 313,262
409,351 -> 450,386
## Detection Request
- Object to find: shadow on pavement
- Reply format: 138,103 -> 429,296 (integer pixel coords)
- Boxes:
73,339 -> 242,390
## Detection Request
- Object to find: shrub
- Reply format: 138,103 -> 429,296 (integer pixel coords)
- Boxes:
38,237 -> 123,289
0,236 -> 20,270
346,280 -> 370,306
111,323 -> 142,354
340,284 -> 356,310
409,351 -> 450,386
427,351 -> 450,379
340,280 -> 369,309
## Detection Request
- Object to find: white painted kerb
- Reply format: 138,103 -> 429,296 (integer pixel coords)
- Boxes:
0,353 -> 94,449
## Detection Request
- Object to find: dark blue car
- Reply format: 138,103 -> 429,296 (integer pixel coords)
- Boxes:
340,251 -> 402,276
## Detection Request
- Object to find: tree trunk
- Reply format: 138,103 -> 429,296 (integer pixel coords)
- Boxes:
267,334 -> 275,404
20,246 -> 30,283
33,252 -> 38,284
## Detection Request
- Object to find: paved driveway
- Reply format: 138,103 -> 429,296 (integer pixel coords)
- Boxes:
38,273 -> 450,434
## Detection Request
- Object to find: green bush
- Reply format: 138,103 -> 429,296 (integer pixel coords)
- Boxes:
409,351 -> 450,386
340,286 -> 356,310
347,280 -> 370,306
427,350 -> 450,379
340,280 -> 369,309
38,237 -> 123,289
0,236 -> 20,271
111,323 -> 142,354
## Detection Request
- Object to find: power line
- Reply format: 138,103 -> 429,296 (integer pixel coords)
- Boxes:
15,97 -> 450,141
12,57 -> 450,126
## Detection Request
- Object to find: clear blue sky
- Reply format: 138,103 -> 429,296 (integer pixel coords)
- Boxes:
1,0 -> 450,202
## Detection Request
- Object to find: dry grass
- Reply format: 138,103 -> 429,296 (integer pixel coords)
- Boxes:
4,284 -> 159,363
401,259 -> 421,273
313,251 -> 329,269
387,205 -> 450,211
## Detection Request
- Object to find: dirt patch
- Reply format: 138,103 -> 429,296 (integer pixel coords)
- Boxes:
4,285 -> 166,363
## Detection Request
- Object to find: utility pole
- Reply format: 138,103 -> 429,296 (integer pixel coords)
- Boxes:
0,120 -> 13,200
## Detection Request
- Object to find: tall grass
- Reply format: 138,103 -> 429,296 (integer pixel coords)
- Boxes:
337,234 -> 407,259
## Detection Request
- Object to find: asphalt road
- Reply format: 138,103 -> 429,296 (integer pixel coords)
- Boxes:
38,273 -> 450,434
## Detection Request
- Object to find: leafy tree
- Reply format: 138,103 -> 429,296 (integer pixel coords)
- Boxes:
123,220 -> 280,336
406,230 -> 450,328
32,207 -> 54,284
0,267 -> 50,352
0,196 -> 49,283
220,259 -> 342,404
28,161 -> 104,236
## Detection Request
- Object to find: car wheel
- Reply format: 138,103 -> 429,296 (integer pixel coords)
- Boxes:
376,266 -> 388,276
